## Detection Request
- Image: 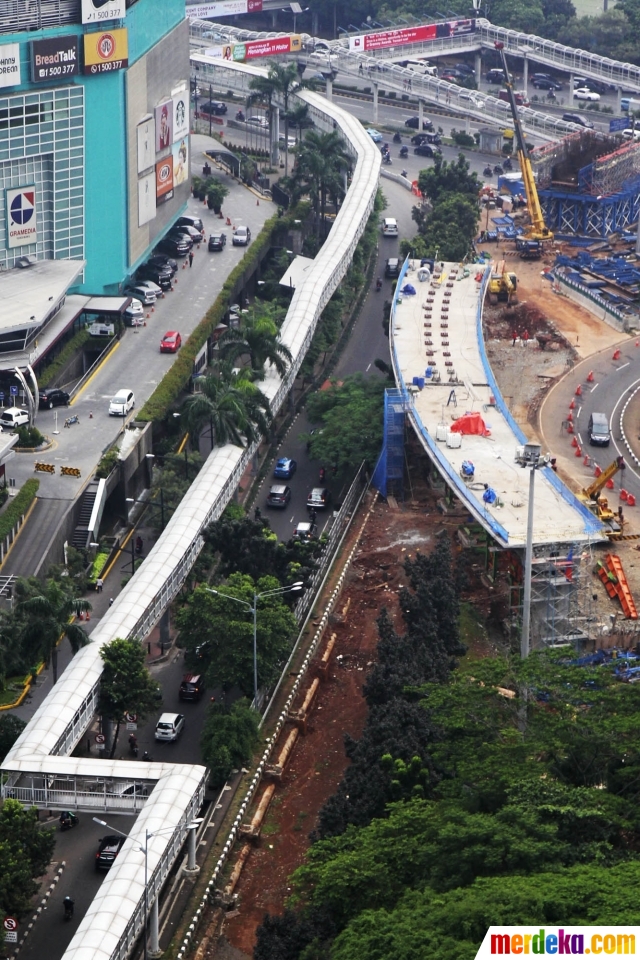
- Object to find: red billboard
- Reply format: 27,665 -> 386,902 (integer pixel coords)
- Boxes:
348,19 -> 476,53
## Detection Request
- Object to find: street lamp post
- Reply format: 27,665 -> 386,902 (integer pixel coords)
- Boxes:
126,490 -> 165,529
516,442 -> 549,658
206,582 -> 304,704
92,817 -> 202,960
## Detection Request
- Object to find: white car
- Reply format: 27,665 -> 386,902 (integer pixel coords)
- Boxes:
155,712 -> 185,742
246,116 -> 269,129
622,128 -> 640,141
108,389 -> 135,417
232,225 -> 251,246
574,88 -> 600,101
124,283 -> 157,306
124,297 -> 144,319
0,407 -> 29,429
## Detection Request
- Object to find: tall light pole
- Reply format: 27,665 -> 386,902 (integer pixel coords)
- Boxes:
206,582 -> 304,704
92,817 -> 202,960
516,442 -> 548,658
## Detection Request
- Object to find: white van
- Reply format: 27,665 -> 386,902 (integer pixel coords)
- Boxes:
382,217 -> 399,237
401,59 -> 438,77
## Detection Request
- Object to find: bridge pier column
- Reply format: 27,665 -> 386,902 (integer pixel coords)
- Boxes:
271,9 -> 278,28
616,86 -> 622,113
184,824 -> 200,874
271,105 -> 280,166
418,99 -> 423,130
159,609 -> 171,652
569,71 -> 574,100
475,51 -> 482,85
149,898 -> 162,958
372,81 -> 378,122
326,76 -> 333,102
522,54 -> 528,90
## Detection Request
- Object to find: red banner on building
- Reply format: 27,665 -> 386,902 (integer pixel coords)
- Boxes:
348,19 -> 475,52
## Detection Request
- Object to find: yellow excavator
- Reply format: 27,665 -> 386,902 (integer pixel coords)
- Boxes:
494,41 -> 553,259
488,259 -> 518,305
579,455 -> 625,524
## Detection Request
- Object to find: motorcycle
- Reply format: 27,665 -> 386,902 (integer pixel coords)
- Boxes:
63,897 -> 74,921
382,153 -> 392,164
375,277 -> 382,292
393,132 -> 402,143
129,734 -> 138,758
142,751 -> 153,762
401,169 -> 408,178
483,165 -> 493,177
503,157 -> 513,171
235,110 -> 245,121
493,164 -> 504,176
319,467 -> 326,483
135,536 -> 143,556
59,812 -> 79,832
399,145 -> 408,158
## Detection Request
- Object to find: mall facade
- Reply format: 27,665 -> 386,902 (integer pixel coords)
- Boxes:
0,0 -> 190,295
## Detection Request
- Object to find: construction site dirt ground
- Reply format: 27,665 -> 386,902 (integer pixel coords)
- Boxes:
208,253 -> 639,959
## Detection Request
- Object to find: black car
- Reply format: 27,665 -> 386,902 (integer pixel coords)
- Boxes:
414,144 -> 436,157
532,77 -> 563,90
178,214 -> 204,233
199,100 -> 227,116
404,116 -> 434,131
208,232 -> 227,252
158,235 -> 190,257
136,263 -> 172,290
39,388 -> 69,409
411,132 -> 441,146
148,253 -> 177,276
266,484 -> 292,508
95,835 -> 125,871
455,62 -> 475,75
173,224 -> 202,244
385,257 -> 400,278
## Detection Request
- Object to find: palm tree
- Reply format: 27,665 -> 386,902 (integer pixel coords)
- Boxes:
181,370 -> 271,453
17,579 -> 91,684
292,130 -> 350,236
219,308 -> 292,380
249,61 -> 300,171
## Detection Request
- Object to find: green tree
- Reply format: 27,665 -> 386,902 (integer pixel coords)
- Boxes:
175,573 -> 298,695
181,371 -> 270,452
304,374 -> 386,476
201,698 -> 260,787
219,303 -> 292,379
292,130 -> 350,236
99,637 -> 162,756
205,511 -> 321,584
0,714 -> 26,763
17,579 -> 91,684
0,800 -> 55,918
148,450 -> 204,531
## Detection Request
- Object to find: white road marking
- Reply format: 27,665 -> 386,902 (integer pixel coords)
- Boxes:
617,362 -> 630,372
590,382 -> 599,392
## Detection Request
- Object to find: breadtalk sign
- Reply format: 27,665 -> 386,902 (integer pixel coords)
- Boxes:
83,27 -> 128,74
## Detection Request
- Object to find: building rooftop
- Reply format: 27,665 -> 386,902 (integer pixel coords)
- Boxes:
390,259 -> 606,548
0,259 -> 85,336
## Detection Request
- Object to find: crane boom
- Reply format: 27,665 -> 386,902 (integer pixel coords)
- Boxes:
494,41 -> 553,244
583,456 -> 625,501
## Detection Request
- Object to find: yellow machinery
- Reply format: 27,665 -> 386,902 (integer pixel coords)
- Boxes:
579,455 -> 625,524
494,42 -> 553,256
488,260 -> 517,305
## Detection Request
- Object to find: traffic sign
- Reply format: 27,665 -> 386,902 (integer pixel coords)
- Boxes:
4,932 -> 17,943
609,117 -> 629,132
9,386 -> 17,396
95,734 -> 105,743
3,917 -> 18,931
125,713 -> 137,723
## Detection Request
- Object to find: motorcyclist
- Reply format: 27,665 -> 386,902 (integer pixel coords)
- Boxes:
393,132 -> 402,143
401,169 -> 408,178
63,896 -> 74,920
376,277 -> 382,291
128,733 -> 138,756
59,811 -> 77,829
235,109 -> 245,121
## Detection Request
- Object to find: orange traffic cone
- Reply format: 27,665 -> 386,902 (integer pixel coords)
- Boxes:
587,370 -> 594,382
575,445 -> 582,457
571,436 -> 578,447
575,384 -> 582,396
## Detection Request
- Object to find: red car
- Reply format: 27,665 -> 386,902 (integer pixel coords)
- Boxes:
160,331 -> 181,353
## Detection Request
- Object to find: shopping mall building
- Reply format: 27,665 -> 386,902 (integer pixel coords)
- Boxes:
0,0 -> 190,296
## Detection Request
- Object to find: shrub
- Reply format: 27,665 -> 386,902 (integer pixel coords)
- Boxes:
200,699 -> 260,788
89,550 -> 110,583
0,479 -> 39,543
96,447 -> 120,479
37,329 -> 90,389
15,426 -> 44,449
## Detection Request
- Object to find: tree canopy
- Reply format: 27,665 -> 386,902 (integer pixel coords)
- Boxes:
304,374 -> 386,476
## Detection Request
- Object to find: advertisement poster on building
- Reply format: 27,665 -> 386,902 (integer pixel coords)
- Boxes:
81,0 -> 126,24
348,19 -> 475,51
83,27 -> 128,74
208,34 -> 301,61
155,157 -> 174,204
5,186 -> 37,249
172,139 -> 189,187
186,0 -> 262,17
155,102 -> 172,153
0,44 -> 21,89
31,36 -> 80,83
138,172 -> 155,226
173,92 -> 189,142
136,117 -> 155,174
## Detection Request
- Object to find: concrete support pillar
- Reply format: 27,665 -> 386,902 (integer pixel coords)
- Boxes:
159,609 -> 170,652
271,9 -> 277,28
522,55 -> 528,90
616,86 -> 622,114
184,826 -> 200,874
271,105 -> 280,166
372,82 -> 378,123
569,71 -> 574,100
475,51 -> 482,85
418,99 -> 424,130
326,76 -> 333,102
312,10 -> 318,34
149,897 -> 162,958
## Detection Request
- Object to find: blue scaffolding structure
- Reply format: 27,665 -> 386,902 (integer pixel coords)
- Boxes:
539,175 -> 640,238
371,389 -> 407,499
